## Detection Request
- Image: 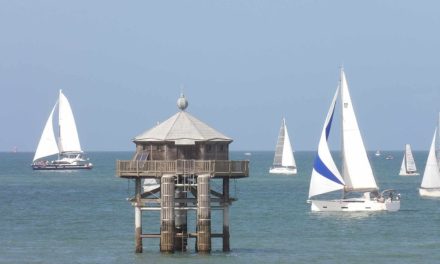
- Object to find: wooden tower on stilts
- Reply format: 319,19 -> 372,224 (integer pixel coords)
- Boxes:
116,94 -> 249,253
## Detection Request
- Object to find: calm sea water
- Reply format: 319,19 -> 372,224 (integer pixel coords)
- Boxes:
1,151 -> 439,264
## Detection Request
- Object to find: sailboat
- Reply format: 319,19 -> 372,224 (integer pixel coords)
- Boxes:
31,90 -> 93,170
419,123 -> 440,197
307,68 -> 400,212
269,118 -> 297,174
399,144 -> 419,176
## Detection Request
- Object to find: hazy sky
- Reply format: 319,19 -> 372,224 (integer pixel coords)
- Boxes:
1,1 -> 439,152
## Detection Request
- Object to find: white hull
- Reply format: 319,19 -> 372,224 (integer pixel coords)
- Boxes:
399,172 -> 420,176
309,198 -> 400,212
269,166 -> 297,175
419,188 -> 440,197
143,179 -> 160,193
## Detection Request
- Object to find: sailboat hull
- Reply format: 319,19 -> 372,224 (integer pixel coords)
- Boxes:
399,172 -> 420,176
309,199 -> 400,212
32,164 -> 93,170
419,188 -> 440,197
269,166 -> 297,175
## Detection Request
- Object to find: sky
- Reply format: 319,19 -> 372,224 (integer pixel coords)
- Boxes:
1,0 -> 440,152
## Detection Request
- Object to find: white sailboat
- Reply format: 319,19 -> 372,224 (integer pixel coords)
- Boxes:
307,68 -> 400,212
419,124 -> 440,197
269,118 -> 297,174
32,90 -> 93,170
399,144 -> 419,176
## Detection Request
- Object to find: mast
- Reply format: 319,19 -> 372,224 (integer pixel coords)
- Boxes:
339,68 -> 346,195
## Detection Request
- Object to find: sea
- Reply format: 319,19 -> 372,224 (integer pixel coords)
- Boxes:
1,151 -> 439,264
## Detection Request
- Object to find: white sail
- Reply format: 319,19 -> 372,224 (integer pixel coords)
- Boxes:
436,114 -> 440,166
401,144 -> 417,174
421,128 -> 440,189
33,103 -> 60,162
405,144 -> 417,172
399,156 -> 406,175
272,119 -> 286,166
58,90 -> 82,153
340,69 -> 378,192
272,118 -> 296,167
281,121 -> 296,167
309,87 -> 345,198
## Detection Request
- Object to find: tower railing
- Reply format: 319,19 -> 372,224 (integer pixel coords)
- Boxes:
116,160 -> 249,178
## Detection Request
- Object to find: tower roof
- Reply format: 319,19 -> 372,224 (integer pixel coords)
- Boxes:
134,94 -> 232,145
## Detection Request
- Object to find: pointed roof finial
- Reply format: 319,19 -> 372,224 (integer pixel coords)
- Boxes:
177,91 -> 188,111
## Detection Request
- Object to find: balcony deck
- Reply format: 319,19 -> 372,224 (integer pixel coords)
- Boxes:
116,160 -> 249,179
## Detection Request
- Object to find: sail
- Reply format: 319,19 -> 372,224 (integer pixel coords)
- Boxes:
58,90 -> 82,153
272,119 -> 286,166
404,144 -> 417,173
340,69 -> 378,192
421,128 -> 440,189
399,156 -> 406,175
309,87 -> 345,198
281,121 -> 296,167
436,114 -> 440,167
33,103 -> 60,162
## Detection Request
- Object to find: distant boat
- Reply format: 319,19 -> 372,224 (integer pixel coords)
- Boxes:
31,90 -> 93,170
269,118 -> 297,175
143,178 -> 160,193
420,123 -> 440,197
399,144 -> 419,176
307,68 -> 400,212
385,155 -> 394,160
244,152 -> 252,156
375,150 -> 381,156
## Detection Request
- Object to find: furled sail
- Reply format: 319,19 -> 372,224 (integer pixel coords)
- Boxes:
340,69 -> 378,192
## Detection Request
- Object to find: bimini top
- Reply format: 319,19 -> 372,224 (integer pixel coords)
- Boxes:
133,94 -> 232,145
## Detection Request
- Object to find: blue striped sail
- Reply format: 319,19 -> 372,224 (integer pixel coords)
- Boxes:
308,86 -> 345,198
